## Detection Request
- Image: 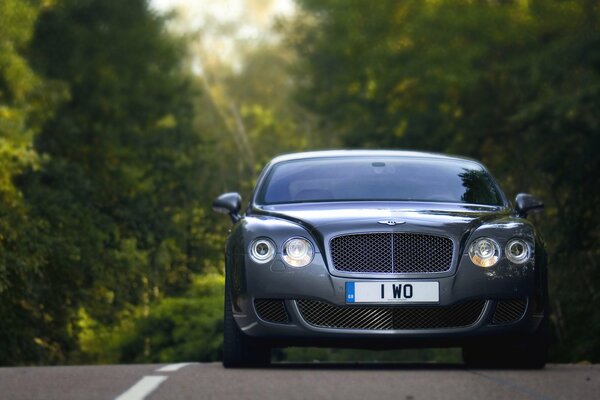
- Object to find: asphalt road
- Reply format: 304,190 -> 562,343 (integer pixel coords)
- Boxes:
0,362 -> 598,400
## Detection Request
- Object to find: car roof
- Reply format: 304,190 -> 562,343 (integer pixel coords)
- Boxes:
268,150 -> 478,165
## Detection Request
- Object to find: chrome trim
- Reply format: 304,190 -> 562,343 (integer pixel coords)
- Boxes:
505,238 -> 531,264
249,237 -> 276,264
378,220 -> 406,226
326,231 -> 457,277
241,322 -> 258,331
282,236 -> 315,267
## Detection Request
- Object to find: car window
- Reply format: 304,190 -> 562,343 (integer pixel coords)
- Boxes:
256,157 -> 504,206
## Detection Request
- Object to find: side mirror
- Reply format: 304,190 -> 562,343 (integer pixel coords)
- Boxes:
515,193 -> 544,218
213,192 -> 242,223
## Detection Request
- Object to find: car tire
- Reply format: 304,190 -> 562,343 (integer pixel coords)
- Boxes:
462,314 -> 549,369
222,270 -> 270,368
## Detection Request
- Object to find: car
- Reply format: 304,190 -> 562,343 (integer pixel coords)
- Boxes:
213,150 -> 549,368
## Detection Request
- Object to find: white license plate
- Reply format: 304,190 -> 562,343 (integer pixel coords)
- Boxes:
346,281 -> 439,303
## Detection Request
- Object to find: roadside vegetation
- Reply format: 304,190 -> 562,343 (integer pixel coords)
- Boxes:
0,0 -> 598,365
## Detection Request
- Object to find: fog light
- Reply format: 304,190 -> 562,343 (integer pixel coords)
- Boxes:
469,237 -> 500,267
249,238 -> 275,263
283,237 -> 314,267
506,238 -> 530,264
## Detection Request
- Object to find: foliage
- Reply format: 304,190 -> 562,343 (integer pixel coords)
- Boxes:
288,0 -> 600,362
0,0 -> 212,364
79,274 -> 224,363
0,0 -> 69,364
194,41 -> 325,200
30,0 -> 207,299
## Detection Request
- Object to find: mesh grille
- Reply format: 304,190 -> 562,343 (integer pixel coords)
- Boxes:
331,233 -> 393,273
296,299 -> 485,330
330,233 -> 453,274
393,233 -> 453,273
254,299 -> 290,324
492,299 -> 527,325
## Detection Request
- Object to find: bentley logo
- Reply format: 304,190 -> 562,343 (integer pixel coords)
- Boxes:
378,220 -> 406,226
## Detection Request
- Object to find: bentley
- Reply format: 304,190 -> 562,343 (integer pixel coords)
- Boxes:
213,150 -> 549,368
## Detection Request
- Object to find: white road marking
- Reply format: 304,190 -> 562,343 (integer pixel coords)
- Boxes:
156,363 -> 194,372
114,375 -> 167,400
241,322 -> 258,331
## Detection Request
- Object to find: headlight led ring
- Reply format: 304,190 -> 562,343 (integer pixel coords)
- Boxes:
506,238 -> 530,264
282,237 -> 314,267
468,237 -> 500,268
249,238 -> 276,263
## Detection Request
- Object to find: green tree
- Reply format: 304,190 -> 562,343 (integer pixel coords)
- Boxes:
193,39 -> 326,201
27,0 -> 210,352
0,0 -> 214,364
0,0 -> 69,364
78,274 -> 224,363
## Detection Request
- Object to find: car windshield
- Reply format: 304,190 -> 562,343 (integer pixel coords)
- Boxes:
256,157 -> 505,206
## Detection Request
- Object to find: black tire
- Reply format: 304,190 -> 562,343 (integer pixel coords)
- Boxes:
463,315 -> 549,369
222,271 -> 270,368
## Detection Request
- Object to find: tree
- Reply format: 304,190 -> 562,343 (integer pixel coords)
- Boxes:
0,0 -> 211,364
78,274 -> 224,363
0,0 -> 69,364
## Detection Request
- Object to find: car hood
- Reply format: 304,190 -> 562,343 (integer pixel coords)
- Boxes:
252,201 -> 509,243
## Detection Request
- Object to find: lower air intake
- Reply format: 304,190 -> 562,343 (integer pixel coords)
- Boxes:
492,299 -> 527,325
254,299 -> 290,324
296,300 -> 485,330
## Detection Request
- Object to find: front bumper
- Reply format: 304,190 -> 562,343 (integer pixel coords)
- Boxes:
230,252 -> 544,348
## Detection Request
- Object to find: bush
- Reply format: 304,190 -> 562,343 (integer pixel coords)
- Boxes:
79,273 -> 224,363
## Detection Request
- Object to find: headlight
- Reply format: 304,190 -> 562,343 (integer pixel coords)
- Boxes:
282,237 -> 314,267
468,237 -> 500,267
505,238 -> 530,264
249,238 -> 275,263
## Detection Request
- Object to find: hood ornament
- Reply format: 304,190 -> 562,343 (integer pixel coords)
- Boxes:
378,220 -> 406,226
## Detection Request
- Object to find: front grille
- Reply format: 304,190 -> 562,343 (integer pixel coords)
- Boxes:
296,299 -> 485,330
330,233 -> 453,274
492,299 -> 527,325
254,299 -> 290,324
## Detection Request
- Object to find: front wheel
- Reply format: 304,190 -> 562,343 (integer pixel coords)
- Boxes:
463,317 -> 549,369
222,274 -> 270,368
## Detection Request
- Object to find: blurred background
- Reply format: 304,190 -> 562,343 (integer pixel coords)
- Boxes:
0,0 -> 598,365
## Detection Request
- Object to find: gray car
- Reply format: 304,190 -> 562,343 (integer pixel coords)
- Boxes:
213,150 -> 549,368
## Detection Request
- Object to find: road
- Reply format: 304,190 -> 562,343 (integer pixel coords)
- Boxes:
0,363 -> 598,400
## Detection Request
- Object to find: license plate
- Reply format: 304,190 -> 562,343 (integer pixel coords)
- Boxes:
346,281 -> 439,303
